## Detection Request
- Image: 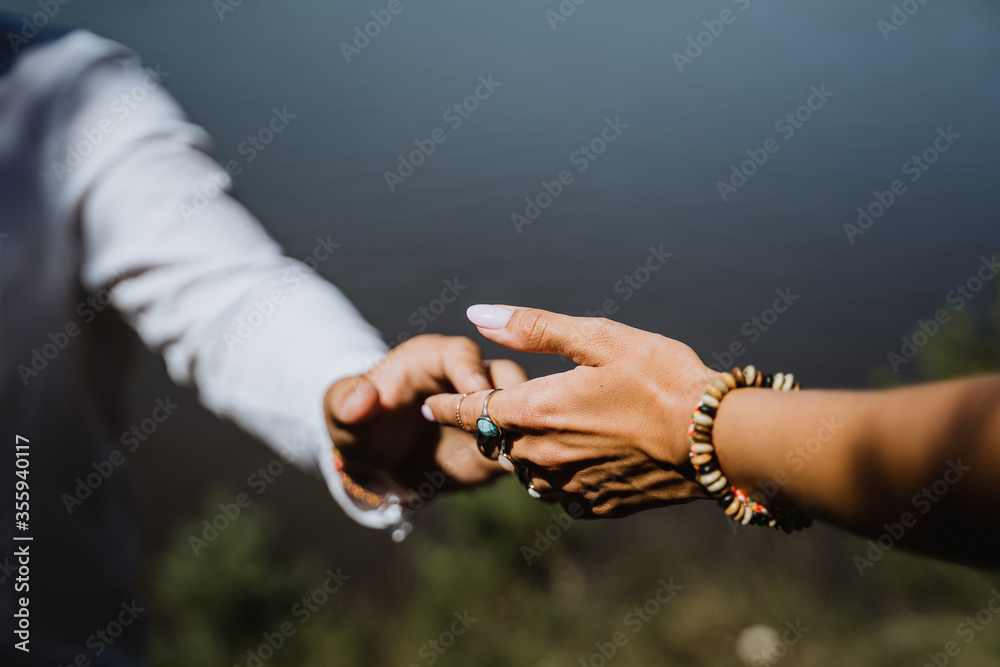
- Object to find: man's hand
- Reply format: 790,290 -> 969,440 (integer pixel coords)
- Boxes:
324,334 -> 528,507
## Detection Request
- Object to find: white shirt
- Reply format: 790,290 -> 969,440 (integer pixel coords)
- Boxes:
0,29 -> 408,536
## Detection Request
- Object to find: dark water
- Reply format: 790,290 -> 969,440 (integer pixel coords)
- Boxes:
15,0 -> 999,385
8,0 -> 1000,576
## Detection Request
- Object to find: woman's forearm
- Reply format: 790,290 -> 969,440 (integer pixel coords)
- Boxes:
712,375 -> 1000,561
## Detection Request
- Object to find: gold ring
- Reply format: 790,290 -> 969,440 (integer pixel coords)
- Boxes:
456,393 -> 470,430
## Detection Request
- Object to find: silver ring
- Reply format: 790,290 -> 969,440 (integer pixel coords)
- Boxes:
497,436 -> 515,472
517,464 -> 542,498
477,388 -> 503,438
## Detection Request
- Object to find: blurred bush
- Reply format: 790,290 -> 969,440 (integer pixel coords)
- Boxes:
148,277 -> 1000,666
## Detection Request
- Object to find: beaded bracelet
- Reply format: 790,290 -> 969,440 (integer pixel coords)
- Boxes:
688,365 -> 812,533
332,446 -> 387,509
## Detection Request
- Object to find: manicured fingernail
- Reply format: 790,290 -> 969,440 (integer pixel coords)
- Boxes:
421,404 -> 434,422
467,305 -> 513,330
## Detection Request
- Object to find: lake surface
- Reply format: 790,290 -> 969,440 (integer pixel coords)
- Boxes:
15,0 -> 998,386
7,0 -> 1000,628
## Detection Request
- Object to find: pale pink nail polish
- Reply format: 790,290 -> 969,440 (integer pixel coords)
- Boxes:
467,304 -> 513,329
421,404 -> 434,422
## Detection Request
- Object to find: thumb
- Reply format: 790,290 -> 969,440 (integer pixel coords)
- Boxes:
466,305 -> 615,366
325,376 -> 381,426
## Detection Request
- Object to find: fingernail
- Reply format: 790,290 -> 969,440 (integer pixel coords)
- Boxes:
472,373 -> 491,391
421,404 -> 434,422
467,304 -> 513,330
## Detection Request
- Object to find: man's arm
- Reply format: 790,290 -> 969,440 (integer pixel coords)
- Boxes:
46,31 -> 476,532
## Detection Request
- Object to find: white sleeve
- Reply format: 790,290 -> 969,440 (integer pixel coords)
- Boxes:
44,32 -> 407,534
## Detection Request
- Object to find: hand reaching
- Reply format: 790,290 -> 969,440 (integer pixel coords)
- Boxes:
324,334 -> 528,508
422,306 -> 719,518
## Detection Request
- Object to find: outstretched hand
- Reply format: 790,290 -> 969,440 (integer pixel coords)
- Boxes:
422,306 -> 719,517
325,333 -> 528,507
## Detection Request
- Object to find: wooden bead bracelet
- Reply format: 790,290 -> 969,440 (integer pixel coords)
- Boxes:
688,365 -> 812,533
332,446 -> 387,508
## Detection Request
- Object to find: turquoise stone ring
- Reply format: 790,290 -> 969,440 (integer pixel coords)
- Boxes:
477,389 -> 503,438
475,389 -> 505,462
477,417 -> 501,438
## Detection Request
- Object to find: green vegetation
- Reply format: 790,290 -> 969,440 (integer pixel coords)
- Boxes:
149,281 -> 1000,666
871,278 -> 1000,386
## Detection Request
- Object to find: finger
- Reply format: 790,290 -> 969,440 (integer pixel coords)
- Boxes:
484,359 -> 529,387
423,382 -> 540,434
422,389 -> 483,432
525,469 -> 558,498
440,337 -> 492,394
434,427 -> 506,484
466,305 -> 617,366
325,376 -> 381,427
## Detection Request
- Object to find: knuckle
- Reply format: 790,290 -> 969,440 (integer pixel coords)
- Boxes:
575,317 -> 616,349
517,309 -> 551,348
560,477 -> 584,495
516,392 -> 556,431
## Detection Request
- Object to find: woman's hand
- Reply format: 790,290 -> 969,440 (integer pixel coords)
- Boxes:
422,306 -> 719,517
